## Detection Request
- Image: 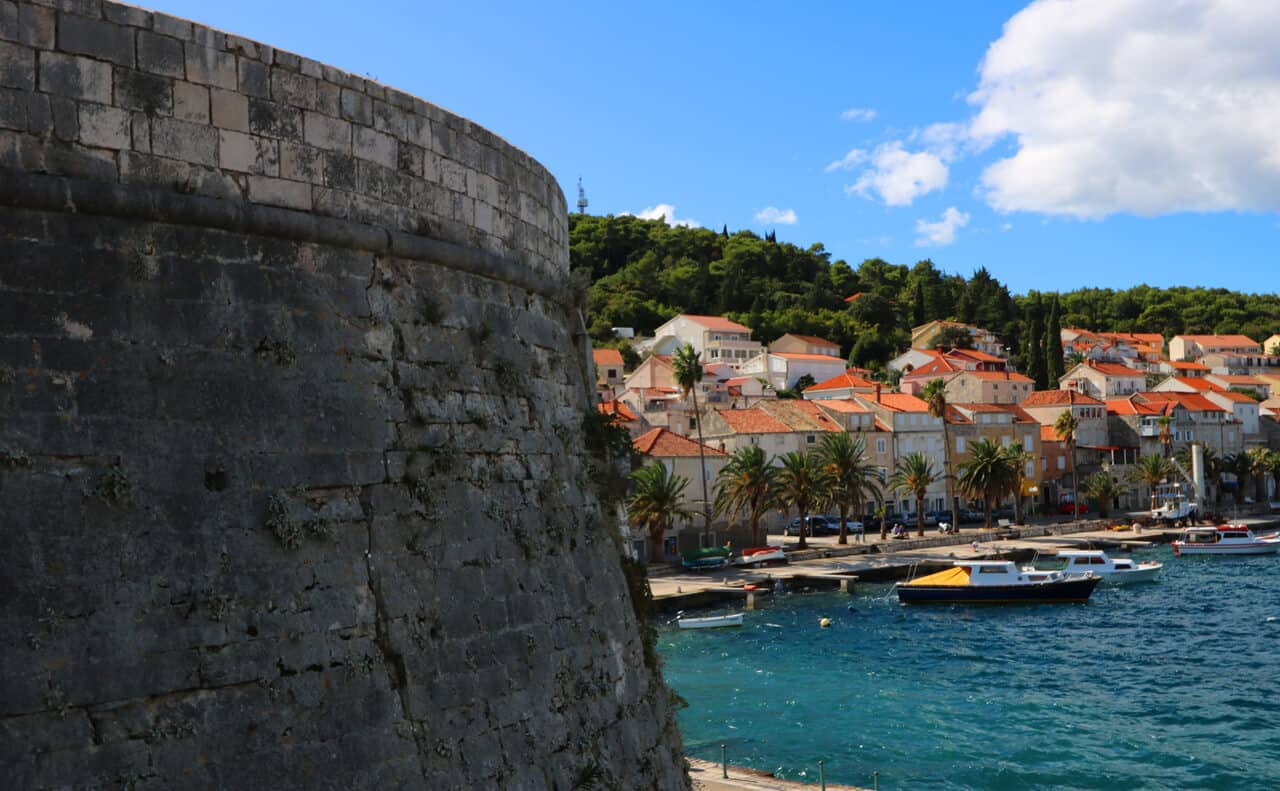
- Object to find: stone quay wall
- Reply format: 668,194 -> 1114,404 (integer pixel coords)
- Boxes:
0,1 -> 688,788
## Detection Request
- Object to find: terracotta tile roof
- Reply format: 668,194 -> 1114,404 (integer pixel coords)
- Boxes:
1008,406 -> 1039,423
1178,334 -> 1260,348
844,292 -> 866,302
773,352 -> 848,361
1209,374 -> 1268,386
1209,390 -> 1260,404
1106,397 -> 1164,416
1169,376 -> 1223,392
845,365 -> 874,376
903,357 -> 960,377
716,408 -> 793,434
1138,392 -> 1226,412
723,376 -> 754,386
776,400 -> 843,430
812,399 -> 870,413
633,428 -> 726,457
1168,361 -> 1210,372
952,402 -> 1010,412
806,372 -> 878,392
947,348 -> 1005,363
1081,361 -> 1145,377
1040,425 -> 1062,442
598,399 -> 637,421
784,333 -> 839,348
592,348 -> 624,367
960,370 -> 1034,382
869,392 -> 931,413
682,314 -> 752,332
1020,390 -> 1105,407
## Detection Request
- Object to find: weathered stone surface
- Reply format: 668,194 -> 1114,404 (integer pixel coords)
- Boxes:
3,4 -> 678,784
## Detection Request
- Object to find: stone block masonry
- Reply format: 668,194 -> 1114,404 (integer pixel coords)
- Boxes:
0,1 -> 688,789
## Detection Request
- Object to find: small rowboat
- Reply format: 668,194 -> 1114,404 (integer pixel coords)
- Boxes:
677,613 -> 744,629
734,546 -> 786,566
682,546 -> 731,570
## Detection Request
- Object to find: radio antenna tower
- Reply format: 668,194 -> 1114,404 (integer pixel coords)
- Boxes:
576,177 -> 588,215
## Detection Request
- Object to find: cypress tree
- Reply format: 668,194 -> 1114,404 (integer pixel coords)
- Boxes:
912,281 -> 926,327
1044,296 -> 1065,386
1023,294 -> 1046,389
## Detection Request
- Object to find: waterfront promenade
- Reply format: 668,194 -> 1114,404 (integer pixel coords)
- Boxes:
649,515 -> 1277,608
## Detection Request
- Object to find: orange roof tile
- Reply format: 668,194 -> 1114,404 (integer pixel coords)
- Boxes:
1208,390 -> 1259,404
806,372 -> 878,392
633,428 -> 726,457
1106,397 -> 1164,416
1039,425 -> 1061,442
870,393 -> 931,413
1209,374 -> 1268,386
1020,390 -> 1104,407
952,402 -> 1009,412
1138,392 -> 1226,412
946,348 -> 1005,363
1169,376 -> 1223,392
773,352 -> 848,361
813,399 -> 870,413
716,408 -> 793,434
592,348 -> 624,367
598,399 -> 637,422
682,314 -> 752,332
1178,334 -> 1260,348
1081,361 -> 1146,377
772,400 -> 843,431
845,365 -> 874,376
784,333 -> 839,348
903,357 -> 961,377
844,292 -> 866,303
960,370 -> 1034,382
1168,361 -> 1210,372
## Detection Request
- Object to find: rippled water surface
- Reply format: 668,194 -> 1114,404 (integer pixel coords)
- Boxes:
660,546 -> 1280,789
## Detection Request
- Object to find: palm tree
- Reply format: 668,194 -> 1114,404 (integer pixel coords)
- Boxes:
1004,441 -> 1036,524
628,462 -> 693,562
1130,454 -> 1174,511
1054,410 -> 1080,523
1081,471 -> 1125,519
672,343 -> 711,539
956,438 -> 1019,530
874,502 -> 889,541
922,378 -> 958,531
888,452 -> 938,537
714,445 -> 779,548
776,450 -> 831,550
1246,447 -> 1273,503
815,433 -> 881,544
1262,449 -> 1280,503
1222,452 -> 1254,507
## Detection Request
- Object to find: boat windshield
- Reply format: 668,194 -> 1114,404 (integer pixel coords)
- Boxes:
1184,531 -> 1218,544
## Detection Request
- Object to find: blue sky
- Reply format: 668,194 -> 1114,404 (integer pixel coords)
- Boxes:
145,0 -> 1280,295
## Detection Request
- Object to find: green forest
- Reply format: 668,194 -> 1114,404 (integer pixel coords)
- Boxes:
570,213 -> 1280,372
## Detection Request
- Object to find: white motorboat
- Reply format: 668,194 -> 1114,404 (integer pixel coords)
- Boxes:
1172,525 -> 1279,556
676,613 -> 744,629
896,561 -> 1101,604
1150,483 -> 1198,525
1034,550 -> 1163,583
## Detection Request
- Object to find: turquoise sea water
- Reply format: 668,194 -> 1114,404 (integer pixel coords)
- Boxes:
660,546 -> 1280,789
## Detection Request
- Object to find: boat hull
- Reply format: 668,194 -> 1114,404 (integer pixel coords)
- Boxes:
735,548 -> 786,566
897,576 -> 1101,604
1172,542 -> 1277,556
677,613 -> 744,629
1102,565 -> 1162,583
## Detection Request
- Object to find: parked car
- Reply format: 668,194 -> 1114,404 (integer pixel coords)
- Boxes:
902,511 -> 938,527
783,515 -> 840,536
925,509 -> 953,525
1058,501 -> 1089,516
959,508 -> 985,523
820,515 -> 864,535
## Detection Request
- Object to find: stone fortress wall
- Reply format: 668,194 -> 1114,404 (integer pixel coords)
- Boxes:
0,1 -> 688,787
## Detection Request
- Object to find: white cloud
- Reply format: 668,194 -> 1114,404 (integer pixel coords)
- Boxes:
824,148 -> 867,173
840,107 -> 877,122
847,142 -> 949,206
969,0 -> 1280,217
622,203 -> 701,228
1000,222 -> 1013,232
754,206 -> 798,225
915,207 -> 970,246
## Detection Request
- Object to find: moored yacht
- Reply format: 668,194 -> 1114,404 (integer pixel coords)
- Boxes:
1036,550 -> 1163,583
1172,525 -> 1279,556
896,560 -> 1101,604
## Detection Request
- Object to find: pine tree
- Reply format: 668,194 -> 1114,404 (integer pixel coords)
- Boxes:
1023,293 -> 1046,389
721,224 -> 729,238
1044,295 -> 1065,386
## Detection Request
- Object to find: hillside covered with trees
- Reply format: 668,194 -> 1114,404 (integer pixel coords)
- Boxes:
570,213 -> 1280,371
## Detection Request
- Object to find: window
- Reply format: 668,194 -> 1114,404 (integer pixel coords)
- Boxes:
876,438 -> 887,454
806,434 -> 816,444
1026,461 -> 1035,477
1025,435 -> 1034,449
1002,436 -> 1012,447
1057,457 -> 1066,470
689,417 -> 697,429
956,437 -> 965,453
607,369 -> 617,378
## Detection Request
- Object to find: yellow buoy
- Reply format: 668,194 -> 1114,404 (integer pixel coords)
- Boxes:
819,617 -> 832,628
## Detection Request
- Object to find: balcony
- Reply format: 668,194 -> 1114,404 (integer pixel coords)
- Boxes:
1139,425 -> 1160,437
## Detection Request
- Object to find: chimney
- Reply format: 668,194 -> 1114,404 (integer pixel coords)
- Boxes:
875,383 -> 882,402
